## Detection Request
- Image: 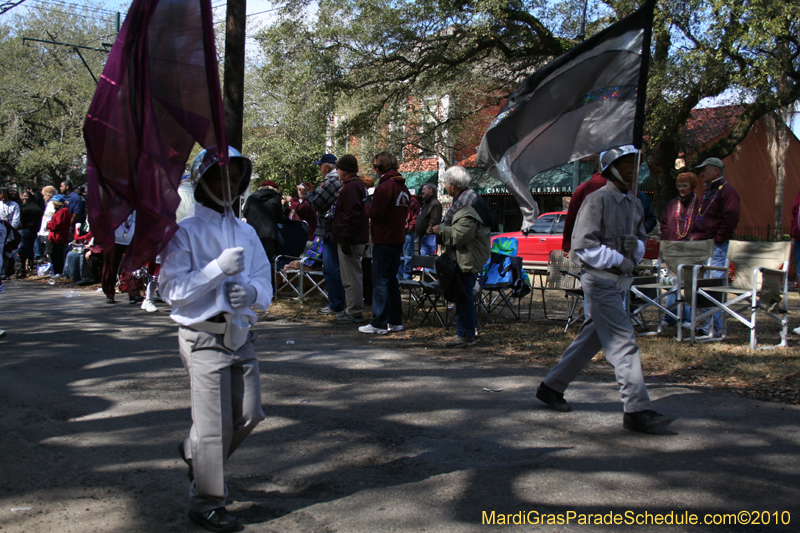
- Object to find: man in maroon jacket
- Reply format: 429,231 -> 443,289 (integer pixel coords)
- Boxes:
562,172 -> 606,253
691,157 -> 741,336
330,155 -> 369,324
359,152 -> 410,334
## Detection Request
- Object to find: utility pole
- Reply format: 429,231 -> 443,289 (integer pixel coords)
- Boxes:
223,0 -> 246,151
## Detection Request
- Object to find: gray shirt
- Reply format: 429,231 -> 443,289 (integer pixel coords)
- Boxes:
571,180 -> 645,270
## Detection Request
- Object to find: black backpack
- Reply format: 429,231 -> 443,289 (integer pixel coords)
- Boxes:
434,251 -> 467,305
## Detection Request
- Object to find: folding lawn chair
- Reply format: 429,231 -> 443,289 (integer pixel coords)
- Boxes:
628,239 -> 714,337
685,240 -> 791,350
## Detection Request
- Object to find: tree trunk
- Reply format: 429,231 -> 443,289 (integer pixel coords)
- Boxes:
223,0 -> 246,151
767,111 -> 790,240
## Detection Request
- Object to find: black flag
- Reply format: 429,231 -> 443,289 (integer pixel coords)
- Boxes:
476,0 -> 655,228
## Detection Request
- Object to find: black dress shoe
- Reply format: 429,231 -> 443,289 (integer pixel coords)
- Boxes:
623,410 -> 672,432
188,507 -> 238,533
129,295 -> 144,304
106,297 -> 116,304
536,382 -> 572,412
178,442 -> 194,482
77,278 -> 96,286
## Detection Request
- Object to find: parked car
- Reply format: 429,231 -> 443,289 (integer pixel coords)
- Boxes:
493,210 -> 660,267
493,211 -> 567,266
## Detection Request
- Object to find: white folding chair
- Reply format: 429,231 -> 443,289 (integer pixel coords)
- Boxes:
628,240 -> 714,337
686,240 -> 791,350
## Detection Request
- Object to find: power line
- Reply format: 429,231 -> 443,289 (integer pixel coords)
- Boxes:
0,0 -> 29,15
33,0 -> 119,17
214,6 -> 280,24
16,0 -> 120,24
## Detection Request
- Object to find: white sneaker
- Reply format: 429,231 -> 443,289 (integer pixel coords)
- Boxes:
660,319 -> 672,328
359,324 -> 388,335
50,273 -> 62,279
388,324 -> 404,332
141,299 -> 158,313
793,326 -> 800,336
681,321 -> 693,330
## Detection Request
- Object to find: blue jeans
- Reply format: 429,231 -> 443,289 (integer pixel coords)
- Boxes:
455,272 -> 478,338
708,241 -> 728,333
419,234 -> 437,256
14,228 -> 34,270
322,237 -> 344,311
34,234 -> 45,260
399,233 -> 416,280
371,243 -> 403,328
64,250 -> 83,282
663,292 -> 689,326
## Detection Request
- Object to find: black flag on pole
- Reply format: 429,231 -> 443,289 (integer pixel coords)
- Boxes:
476,0 -> 655,229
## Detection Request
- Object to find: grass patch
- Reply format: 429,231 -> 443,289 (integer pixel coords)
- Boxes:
268,291 -> 800,405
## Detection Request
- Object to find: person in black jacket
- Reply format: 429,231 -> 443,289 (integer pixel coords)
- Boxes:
242,180 -> 283,264
14,190 -> 43,277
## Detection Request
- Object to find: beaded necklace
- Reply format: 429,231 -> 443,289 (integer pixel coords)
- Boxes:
675,195 -> 696,240
695,181 -> 726,220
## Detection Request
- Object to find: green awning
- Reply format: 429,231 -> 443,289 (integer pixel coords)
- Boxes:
402,171 -> 438,192
468,161 -> 652,194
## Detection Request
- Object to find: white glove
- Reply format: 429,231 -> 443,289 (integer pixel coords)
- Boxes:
216,247 -> 245,276
618,257 -> 636,276
621,234 -> 639,256
225,282 -> 257,309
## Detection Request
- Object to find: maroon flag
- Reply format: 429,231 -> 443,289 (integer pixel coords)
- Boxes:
84,0 -> 228,271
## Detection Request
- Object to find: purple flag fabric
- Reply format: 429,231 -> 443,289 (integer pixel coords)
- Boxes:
476,0 -> 654,229
84,0 -> 228,271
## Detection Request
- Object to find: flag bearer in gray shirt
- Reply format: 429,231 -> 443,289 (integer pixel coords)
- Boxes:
535,145 -> 671,433
160,147 -> 272,532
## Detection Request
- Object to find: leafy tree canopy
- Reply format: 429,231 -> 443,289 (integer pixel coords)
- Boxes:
252,0 -> 800,210
0,3 -> 116,189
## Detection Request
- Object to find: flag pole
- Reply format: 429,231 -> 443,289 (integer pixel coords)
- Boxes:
629,150 -> 641,235
219,164 -> 237,248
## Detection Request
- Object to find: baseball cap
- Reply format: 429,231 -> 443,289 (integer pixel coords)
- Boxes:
695,157 -> 724,170
313,154 -> 337,165
51,194 -> 65,202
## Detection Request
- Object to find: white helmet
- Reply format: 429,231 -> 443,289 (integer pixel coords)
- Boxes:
599,145 -> 639,171
190,145 -> 252,203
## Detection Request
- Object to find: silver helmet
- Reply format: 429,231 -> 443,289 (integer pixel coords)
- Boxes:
599,145 -> 639,171
190,145 -> 253,202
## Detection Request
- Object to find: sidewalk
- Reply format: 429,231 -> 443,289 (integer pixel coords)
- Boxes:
0,280 -> 798,532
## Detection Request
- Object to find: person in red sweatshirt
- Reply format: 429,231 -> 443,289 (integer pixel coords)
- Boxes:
330,155 -> 369,324
359,151 -> 410,334
399,194 -> 421,280
45,194 -> 71,277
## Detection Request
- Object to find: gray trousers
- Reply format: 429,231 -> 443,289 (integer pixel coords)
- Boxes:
178,326 -> 265,512
338,243 -> 366,316
544,271 -> 652,413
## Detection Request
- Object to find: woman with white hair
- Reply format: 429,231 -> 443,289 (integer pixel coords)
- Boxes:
433,165 -> 492,347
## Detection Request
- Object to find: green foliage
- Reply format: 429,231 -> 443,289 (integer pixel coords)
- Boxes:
252,0 -> 799,213
644,0 -> 800,210
245,17 -> 333,187
0,4 -> 115,189
249,0 -> 571,171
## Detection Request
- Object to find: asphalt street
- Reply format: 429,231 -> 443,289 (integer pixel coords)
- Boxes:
0,279 -> 798,532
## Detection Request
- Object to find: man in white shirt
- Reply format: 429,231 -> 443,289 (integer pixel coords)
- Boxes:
535,146 -> 671,433
0,188 -> 21,280
160,147 -> 272,533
